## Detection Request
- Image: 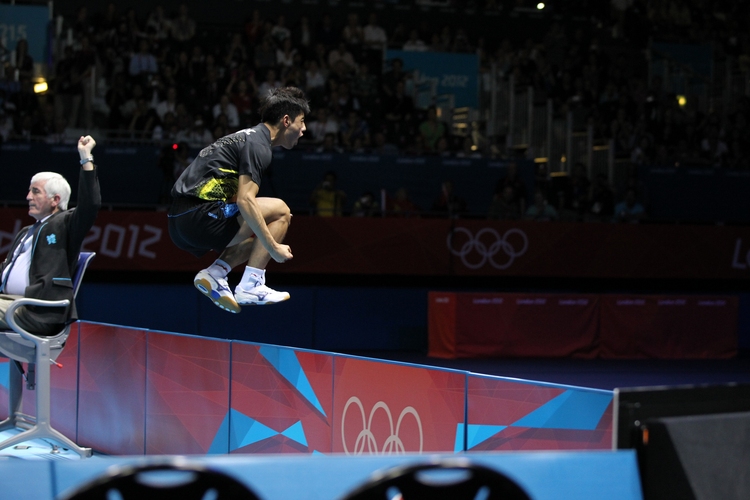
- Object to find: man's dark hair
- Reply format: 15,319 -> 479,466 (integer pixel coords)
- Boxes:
260,87 -> 310,125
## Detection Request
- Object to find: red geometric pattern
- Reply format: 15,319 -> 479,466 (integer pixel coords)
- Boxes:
146,333 -> 230,454
77,323 -> 146,455
230,343 -> 333,454
468,376 -> 613,450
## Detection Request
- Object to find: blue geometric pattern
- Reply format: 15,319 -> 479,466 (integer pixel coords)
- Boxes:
0,360 -> 8,391
207,411 -> 231,454
454,423 -> 464,452
467,423 -> 507,449
258,345 -> 326,417
225,409 -> 309,451
511,390 -> 612,431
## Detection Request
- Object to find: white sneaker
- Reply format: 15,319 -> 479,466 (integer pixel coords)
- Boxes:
194,270 -> 241,314
235,283 -> 290,305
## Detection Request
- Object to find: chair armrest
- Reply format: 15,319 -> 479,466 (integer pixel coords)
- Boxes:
5,298 -> 71,344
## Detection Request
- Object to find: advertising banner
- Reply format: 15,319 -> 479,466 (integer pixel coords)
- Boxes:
0,5 -> 50,63
600,295 -> 738,359
3,208 -> 750,280
386,49 -> 479,108
429,292 -> 600,359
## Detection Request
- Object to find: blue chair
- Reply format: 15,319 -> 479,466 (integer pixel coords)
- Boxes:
0,251 -> 96,458
59,460 -> 263,500
341,458 -> 532,500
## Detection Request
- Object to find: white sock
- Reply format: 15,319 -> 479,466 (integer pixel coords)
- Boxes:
206,259 -> 232,280
239,266 -> 265,289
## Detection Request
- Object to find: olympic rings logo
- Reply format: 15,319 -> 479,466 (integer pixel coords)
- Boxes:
447,227 -> 529,270
341,397 -> 423,455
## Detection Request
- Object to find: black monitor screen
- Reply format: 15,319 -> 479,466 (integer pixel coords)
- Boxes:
613,383 -> 750,449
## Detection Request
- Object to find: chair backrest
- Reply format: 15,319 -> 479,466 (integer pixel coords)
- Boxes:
59,461 -> 262,500
72,252 -> 96,299
341,459 -> 532,500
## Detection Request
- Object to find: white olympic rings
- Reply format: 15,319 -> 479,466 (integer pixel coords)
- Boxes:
341,396 -> 423,455
447,227 -> 529,270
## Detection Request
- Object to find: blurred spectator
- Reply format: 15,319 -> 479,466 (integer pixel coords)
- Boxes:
244,9 -> 264,45
277,38 -> 298,68
388,187 -> 420,217
307,107 -> 340,145
152,111 -> 179,143
45,116 -> 75,144
363,13 -> 388,51
177,114 -> 212,148
295,15 -> 314,55
496,162 -> 528,214
212,94 -> 240,129
224,33 -> 248,71
351,63 -> 379,111
569,162 -> 591,218
587,173 -> 616,222
431,180 -> 466,218
155,86 -> 179,121
455,136 -> 482,158
13,39 -> 34,82
613,188 -> 646,223
53,46 -> 83,127
254,37 -> 278,74
403,29 -> 428,52
524,189 -> 558,221
372,131 -> 398,155
340,111 -> 370,151
271,14 -> 291,45
341,13 -> 364,54
171,3 -> 196,46
328,42 -> 357,75
316,14 -> 340,48
435,136 -> 451,156
316,132 -> 344,153
488,185 -> 521,220
418,106 -> 447,153
381,58 -> 406,98
129,39 -> 158,80
383,80 -> 415,145
257,69 -> 282,100
352,191 -> 380,217
74,36 -> 96,129
310,170 -> 347,216
128,97 -> 159,139
10,79 -> 39,127
145,6 -> 171,42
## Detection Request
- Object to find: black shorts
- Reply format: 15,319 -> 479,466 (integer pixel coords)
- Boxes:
168,197 -> 241,257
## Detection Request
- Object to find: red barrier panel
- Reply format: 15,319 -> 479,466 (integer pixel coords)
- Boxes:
429,292 -> 600,359
77,323 -> 147,455
599,295 -> 738,359
146,333 -> 231,455
332,356 -> 466,454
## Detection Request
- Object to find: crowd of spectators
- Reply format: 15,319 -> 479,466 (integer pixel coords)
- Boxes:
1,0 -> 749,220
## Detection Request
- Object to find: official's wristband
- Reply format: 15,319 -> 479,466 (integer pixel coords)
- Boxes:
80,157 -> 94,165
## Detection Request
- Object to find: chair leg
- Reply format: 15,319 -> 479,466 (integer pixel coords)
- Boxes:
0,344 -> 92,458
0,361 -> 23,431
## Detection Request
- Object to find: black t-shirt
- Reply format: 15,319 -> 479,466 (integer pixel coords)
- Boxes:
172,124 -> 272,201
